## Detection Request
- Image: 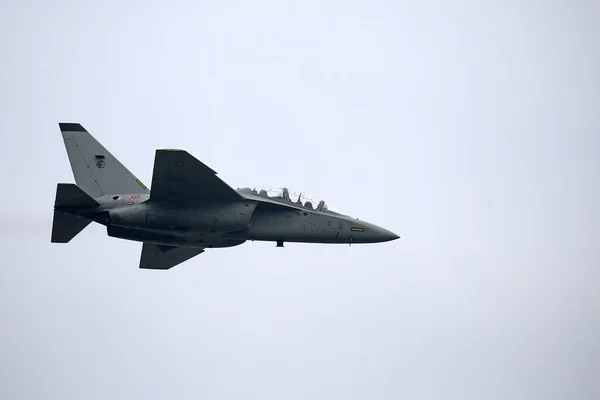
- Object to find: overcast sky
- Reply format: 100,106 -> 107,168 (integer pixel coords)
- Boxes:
1,1 -> 599,399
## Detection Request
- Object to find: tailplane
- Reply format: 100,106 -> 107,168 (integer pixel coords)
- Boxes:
51,183 -> 98,243
51,211 -> 92,243
54,183 -> 99,209
59,123 -> 149,198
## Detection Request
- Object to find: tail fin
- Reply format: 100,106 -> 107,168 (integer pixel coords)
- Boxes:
51,183 -> 99,243
59,123 -> 149,198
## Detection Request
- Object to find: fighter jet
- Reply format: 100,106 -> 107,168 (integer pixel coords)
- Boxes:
51,123 -> 399,270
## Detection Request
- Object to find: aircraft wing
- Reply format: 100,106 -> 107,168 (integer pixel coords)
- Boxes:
139,243 -> 205,270
149,149 -> 242,202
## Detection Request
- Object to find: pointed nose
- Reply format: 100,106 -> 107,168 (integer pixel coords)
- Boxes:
376,227 -> 400,242
356,222 -> 400,243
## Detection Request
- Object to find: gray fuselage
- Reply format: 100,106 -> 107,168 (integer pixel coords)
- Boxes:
74,192 -> 398,249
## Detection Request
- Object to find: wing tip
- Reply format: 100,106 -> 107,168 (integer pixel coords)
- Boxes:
59,123 -> 87,132
154,149 -> 217,175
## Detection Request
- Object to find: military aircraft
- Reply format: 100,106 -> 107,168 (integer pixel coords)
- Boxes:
51,123 -> 399,270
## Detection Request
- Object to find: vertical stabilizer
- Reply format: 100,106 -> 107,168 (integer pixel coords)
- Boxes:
59,123 -> 149,198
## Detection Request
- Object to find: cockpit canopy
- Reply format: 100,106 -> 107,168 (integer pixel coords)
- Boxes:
238,186 -> 348,215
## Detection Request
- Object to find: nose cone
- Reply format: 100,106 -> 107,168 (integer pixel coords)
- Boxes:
352,221 -> 400,243
373,226 -> 400,243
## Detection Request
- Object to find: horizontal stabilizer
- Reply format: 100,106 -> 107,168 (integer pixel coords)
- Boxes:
51,210 -> 92,243
55,183 -> 99,208
140,243 -> 205,270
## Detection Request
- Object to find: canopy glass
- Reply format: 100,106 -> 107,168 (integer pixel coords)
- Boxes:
239,186 -> 349,216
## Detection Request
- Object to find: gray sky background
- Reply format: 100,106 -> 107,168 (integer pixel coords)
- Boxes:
1,1 -> 599,399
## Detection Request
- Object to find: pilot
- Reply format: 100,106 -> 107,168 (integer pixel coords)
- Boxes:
317,200 -> 325,211
282,187 -> 290,202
